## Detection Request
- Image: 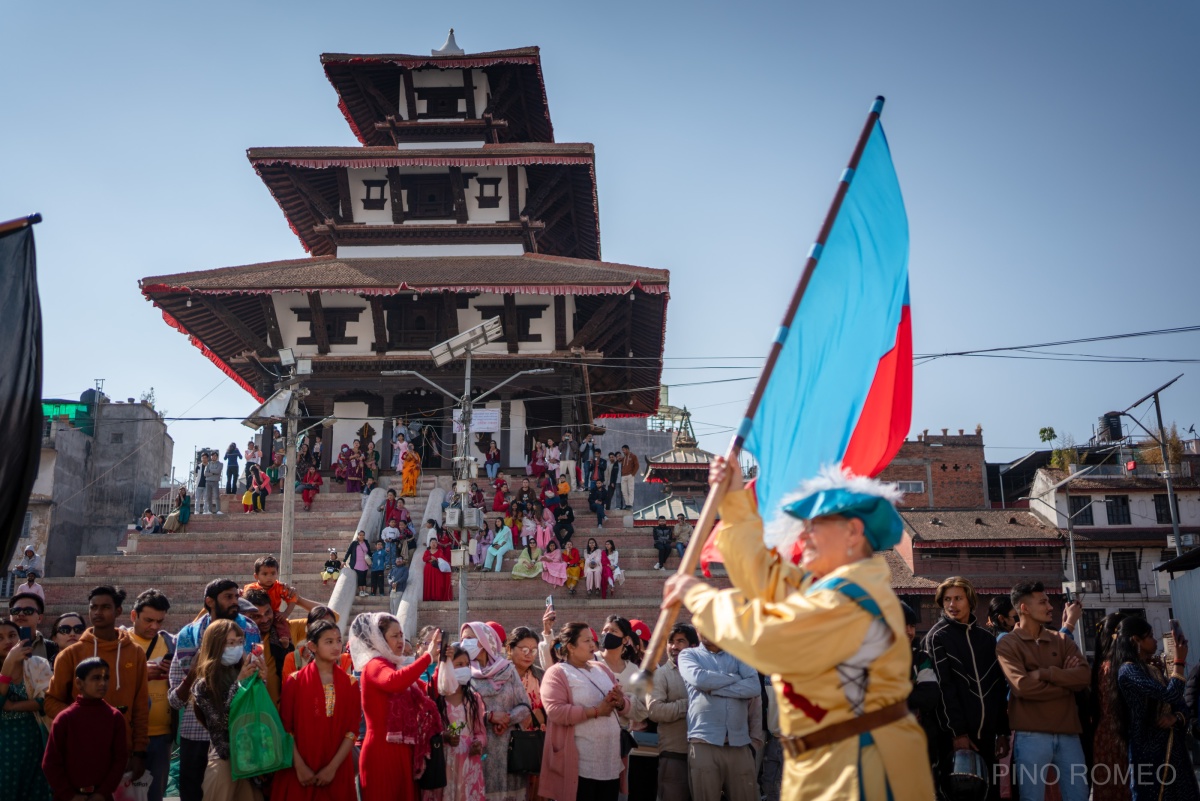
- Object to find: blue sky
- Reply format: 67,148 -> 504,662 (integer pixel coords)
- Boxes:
5,0 -> 1199,481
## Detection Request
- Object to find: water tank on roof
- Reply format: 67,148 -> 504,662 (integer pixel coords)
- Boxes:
79,388 -> 108,405
1098,412 -> 1123,442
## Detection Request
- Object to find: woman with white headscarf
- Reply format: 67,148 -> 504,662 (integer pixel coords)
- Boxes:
349,612 -> 442,801
459,621 -> 531,800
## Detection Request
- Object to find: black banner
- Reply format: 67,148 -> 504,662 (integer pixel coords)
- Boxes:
0,224 -> 43,573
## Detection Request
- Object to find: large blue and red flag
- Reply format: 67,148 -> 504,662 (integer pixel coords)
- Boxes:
702,100 -> 910,571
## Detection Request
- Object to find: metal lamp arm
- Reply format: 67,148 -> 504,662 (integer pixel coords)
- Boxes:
383,370 -> 459,401
474,368 -> 552,405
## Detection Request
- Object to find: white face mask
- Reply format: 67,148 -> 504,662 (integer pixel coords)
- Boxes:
460,638 -> 481,660
220,645 -> 243,666
454,666 -> 473,686
399,655 -> 415,666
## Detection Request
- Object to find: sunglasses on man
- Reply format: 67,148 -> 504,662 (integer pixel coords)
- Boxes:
8,606 -> 39,617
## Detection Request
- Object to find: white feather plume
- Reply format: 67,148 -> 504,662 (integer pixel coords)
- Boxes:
762,463 -> 901,550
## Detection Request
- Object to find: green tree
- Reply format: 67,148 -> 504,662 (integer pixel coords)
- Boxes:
1136,422 -> 1184,467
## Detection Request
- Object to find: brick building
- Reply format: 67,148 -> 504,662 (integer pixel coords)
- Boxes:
879,427 -> 989,509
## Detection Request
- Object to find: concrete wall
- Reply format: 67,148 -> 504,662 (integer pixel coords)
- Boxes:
43,422 -> 91,577
82,402 -> 172,561
588,418 -> 674,510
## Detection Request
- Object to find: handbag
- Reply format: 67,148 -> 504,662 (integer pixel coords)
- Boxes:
507,708 -> 544,774
417,733 -> 447,790
620,727 -> 637,758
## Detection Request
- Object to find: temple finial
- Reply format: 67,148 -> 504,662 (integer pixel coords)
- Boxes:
433,29 -> 464,56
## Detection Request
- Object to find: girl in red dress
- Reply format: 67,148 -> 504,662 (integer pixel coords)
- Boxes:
272,620 -> 360,801
348,613 -> 442,801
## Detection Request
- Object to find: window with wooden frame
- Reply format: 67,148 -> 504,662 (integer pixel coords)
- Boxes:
361,180 -> 388,210
1106,495 -> 1132,526
1075,551 -> 1101,581
1068,495 -> 1094,526
408,175 -> 455,219
293,308 -> 362,346
416,86 -> 467,119
474,305 -> 548,342
475,177 -> 502,209
1111,551 -> 1140,594
384,299 -> 443,349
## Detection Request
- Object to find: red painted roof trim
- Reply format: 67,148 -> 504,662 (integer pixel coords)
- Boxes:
159,308 -> 263,401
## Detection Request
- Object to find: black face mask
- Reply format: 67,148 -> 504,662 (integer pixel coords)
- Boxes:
601,632 -> 624,652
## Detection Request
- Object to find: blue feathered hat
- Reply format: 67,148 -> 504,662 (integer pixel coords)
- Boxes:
781,466 -> 905,551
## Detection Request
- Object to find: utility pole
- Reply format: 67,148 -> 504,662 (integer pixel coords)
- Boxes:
382,318 -> 552,631
1122,376 -> 1185,556
457,350 -> 472,631
1152,392 -> 1184,556
279,391 -> 301,585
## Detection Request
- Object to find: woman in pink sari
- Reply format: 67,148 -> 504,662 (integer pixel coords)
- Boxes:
533,503 -> 555,552
540,541 -> 567,587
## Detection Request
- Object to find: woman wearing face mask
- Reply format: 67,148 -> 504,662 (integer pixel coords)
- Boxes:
597,616 -> 649,733
350,613 -> 442,801
540,622 -> 631,801
427,646 -> 487,801
175,619 -> 267,800
459,622 -> 532,801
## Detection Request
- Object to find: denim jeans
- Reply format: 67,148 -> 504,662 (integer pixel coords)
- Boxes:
486,462 -> 499,480
146,733 -> 172,801
1011,731 -> 1089,801
674,542 -> 686,558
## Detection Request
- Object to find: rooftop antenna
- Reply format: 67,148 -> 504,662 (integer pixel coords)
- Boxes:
433,28 -> 464,56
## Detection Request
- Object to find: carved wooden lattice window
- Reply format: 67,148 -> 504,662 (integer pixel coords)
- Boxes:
409,176 -> 454,219
385,299 -> 443,348
293,308 -> 362,345
476,177 -> 502,209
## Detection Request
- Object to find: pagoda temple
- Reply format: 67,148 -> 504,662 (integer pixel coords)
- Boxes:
633,406 -> 711,526
139,34 -> 669,471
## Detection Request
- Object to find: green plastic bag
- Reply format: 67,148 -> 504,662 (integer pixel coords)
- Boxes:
228,674 -> 293,780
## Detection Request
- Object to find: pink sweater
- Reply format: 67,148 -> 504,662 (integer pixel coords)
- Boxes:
538,661 -> 629,801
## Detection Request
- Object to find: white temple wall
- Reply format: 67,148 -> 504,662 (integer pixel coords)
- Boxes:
408,68 -> 489,119
331,402 -> 383,451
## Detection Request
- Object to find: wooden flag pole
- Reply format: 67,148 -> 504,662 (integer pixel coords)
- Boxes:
0,214 -> 43,236
631,97 -> 887,692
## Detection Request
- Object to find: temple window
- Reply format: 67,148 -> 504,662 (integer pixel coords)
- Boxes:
416,87 -> 467,119
293,307 -> 362,345
384,298 -> 444,348
361,180 -> 388,210
475,304 -> 547,342
476,177 -> 502,209
408,176 -> 455,219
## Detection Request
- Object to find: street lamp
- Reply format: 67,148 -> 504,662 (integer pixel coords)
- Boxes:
1021,493 -> 1107,650
1121,375 -> 1185,556
382,320 -> 553,629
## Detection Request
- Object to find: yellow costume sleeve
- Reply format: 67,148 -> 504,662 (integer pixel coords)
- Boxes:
713,489 -> 806,603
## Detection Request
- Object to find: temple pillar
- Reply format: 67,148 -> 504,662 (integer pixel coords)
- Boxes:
382,417 -> 394,474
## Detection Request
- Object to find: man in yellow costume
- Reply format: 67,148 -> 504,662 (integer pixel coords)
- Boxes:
663,459 -> 935,801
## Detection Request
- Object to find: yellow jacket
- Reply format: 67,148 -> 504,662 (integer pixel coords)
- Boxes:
683,489 -> 934,801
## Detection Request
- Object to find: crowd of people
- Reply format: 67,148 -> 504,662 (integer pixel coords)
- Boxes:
1,564 -> 789,801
